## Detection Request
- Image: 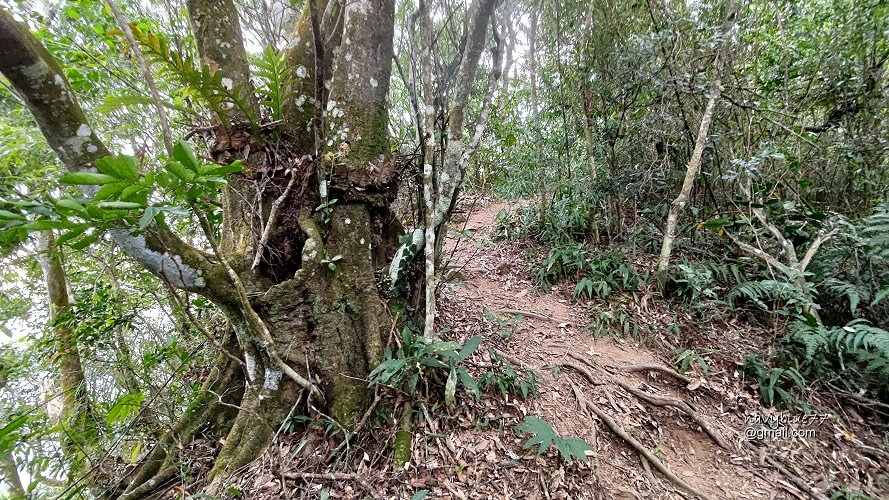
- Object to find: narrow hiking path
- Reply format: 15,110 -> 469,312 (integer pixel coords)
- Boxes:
230,197 -> 883,499
430,197 -> 856,499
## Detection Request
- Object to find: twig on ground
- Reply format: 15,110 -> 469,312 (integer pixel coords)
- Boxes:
743,442 -> 829,500
494,308 -> 557,322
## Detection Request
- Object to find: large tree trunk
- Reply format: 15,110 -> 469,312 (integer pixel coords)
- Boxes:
0,0 -> 398,493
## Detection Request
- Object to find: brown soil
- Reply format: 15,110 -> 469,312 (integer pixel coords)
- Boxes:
179,197 -> 886,499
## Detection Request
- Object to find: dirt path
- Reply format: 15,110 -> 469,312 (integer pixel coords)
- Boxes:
431,198 -> 801,499
233,197 -> 883,499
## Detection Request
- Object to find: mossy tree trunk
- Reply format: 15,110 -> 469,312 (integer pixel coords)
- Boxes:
37,231 -> 98,469
1,0 -> 397,493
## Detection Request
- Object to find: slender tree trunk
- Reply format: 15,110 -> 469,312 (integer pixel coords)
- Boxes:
0,453 -> 25,499
528,0 -> 545,225
656,2 -> 737,288
419,0 -> 436,340
37,231 -> 98,466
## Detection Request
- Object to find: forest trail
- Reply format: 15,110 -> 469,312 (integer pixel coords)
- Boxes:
234,197 -> 882,499
430,197 -> 814,499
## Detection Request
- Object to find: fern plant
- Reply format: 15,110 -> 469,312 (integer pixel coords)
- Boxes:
786,319 -> 889,384
728,279 -> 818,316
252,47 -> 295,121
121,25 -> 259,129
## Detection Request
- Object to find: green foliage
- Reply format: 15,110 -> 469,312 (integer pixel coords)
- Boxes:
786,319 -> 889,389
516,416 -> 592,463
123,25 -> 258,127
740,355 -> 806,409
668,261 -> 744,304
0,141 -> 243,251
478,352 -> 537,400
368,328 -> 483,406
536,245 -> 641,299
727,279 -> 817,316
673,349 -> 709,376
252,47 -> 294,121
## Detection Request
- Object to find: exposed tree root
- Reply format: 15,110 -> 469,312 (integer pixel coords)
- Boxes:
619,363 -> 693,385
567,352 -> 731,450
494,308 -> 558,322
283,471 -> 369,489
743,442 -> 830,500
571,384 -> 714,500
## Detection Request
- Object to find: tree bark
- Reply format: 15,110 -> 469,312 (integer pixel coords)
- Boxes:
655,2 -> 737,288
37,231 -> 98,464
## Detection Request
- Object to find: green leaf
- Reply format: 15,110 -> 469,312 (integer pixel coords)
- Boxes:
164,160 -> 196,181
555,436 -> 592,462
173,140 -> 201,173
69,231 -> 102,250
0,210 -> 25,221
92,181 -> 129,201
60,172 -> 118,185
139,207 -> 160,230
444,368 -> 457,407
517,416 -> 557,455
97,201 -> 144,210
457,336 -> 483,362
871,288 -> 889,307
21,220 -> 75,231
55,198 -> 87,214
411,490 -> 430,500
200,163 -> 245,176
106,393 -> 145,426
95,155 -> 140,181
57,226 -> 88,245
457,367 -> 480,399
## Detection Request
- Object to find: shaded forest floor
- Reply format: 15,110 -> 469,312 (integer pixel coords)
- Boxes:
213,198 -> 887,499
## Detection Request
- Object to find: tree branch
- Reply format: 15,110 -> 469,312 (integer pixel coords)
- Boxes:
800,228 -> 838,272
106,0 -> 174,155
0,8 -> 231,301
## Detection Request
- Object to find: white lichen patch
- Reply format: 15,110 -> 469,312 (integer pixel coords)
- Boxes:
388,228 -> 424,285
302,238 -> 318,262
344,218 -> 351,225
54,74 -> 65,86
360,238 -> 365,245
245,352 -> 257,382
111,231 -> 206,289
87,144 -> 98,153
20,60 -> 49,82
76,124 -> 91,137
296,65 -> 308,78
264,368 -> 283,391
221,77 -> 233,90
319,180 -> 328,198
345,52 -> 353,62
369,77 -> 378,88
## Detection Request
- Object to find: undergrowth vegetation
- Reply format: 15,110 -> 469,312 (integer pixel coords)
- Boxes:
493,193 -> 889,412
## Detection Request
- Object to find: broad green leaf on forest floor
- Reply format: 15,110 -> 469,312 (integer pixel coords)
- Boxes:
517,415 -> 592,463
